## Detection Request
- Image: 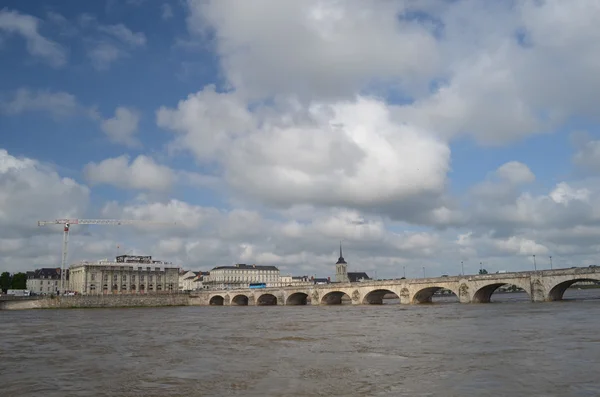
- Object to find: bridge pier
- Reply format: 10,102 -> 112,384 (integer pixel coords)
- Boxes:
530,275 -> 548,302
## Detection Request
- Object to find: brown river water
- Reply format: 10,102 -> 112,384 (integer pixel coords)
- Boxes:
1,289 -> 600,397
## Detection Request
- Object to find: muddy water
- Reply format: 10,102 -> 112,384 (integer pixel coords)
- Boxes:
1,290 -> 599,396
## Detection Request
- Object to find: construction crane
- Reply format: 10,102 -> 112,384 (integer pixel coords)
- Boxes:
37,218 -> 175,294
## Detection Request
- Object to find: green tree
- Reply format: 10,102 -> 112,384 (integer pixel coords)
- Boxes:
11,272 -> 27,289
0,272 -> 12,293
479,269 -> 488,275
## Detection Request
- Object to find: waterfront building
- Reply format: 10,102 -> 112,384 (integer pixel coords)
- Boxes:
26,268 -> 69,295
179,270 -> 197,292
69,255 -> 179,295
193,272 -> 210,290
204,263 -> 280,290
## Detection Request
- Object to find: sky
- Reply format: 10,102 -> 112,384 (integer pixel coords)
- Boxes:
2,0 -> 600,278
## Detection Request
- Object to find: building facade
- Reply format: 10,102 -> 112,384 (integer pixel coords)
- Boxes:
204,264 -> 280,290
26,268 -> 68,295
179,270 -> 197,292
69,255 -> 179,295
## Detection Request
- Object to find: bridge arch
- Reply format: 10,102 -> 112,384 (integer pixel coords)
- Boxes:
231,294 -> 249,306
257,293 -> 278,306
411,286 -> 459,304
321,291 -> 352,305
472,280 -> 531,303
547,277 -> 600,301
286,292 -> 309,305
363,289 -> 400,304
209,295 -> 225,305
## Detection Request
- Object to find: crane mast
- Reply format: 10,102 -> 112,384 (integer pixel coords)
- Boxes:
37,218 -> 174,294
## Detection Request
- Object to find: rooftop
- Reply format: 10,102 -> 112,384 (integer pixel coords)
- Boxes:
211,263 -> 279,271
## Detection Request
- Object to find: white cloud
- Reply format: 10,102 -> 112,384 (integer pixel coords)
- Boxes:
84,155 -> 174,191
98,23 -> 146,47
159,90 -> 450,218
156,86 -> 254,160
496,161 -> 535,185
87,41 -> 123,71
100,106 -> 140,147
187,0 -> 439,100
4,145 -> 600,276
0,8 -> 67,67
0,149 -> 89,241
1,88 -> 78,118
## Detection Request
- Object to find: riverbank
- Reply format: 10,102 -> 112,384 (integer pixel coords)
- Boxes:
0,294 -> 190,310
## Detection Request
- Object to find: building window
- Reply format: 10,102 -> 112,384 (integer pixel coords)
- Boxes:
140,275 -> 145,282
131,275 -> 136,282
91,273 -> 96,281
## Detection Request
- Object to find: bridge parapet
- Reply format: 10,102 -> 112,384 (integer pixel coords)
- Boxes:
189,267 -> 600,306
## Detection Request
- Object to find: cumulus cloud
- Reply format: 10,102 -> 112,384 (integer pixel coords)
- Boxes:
187,0 -> 439,100
159,91 -> 450,219
0,8 -> 67,67
0,149 -> 90,271
100,106 -> 140,147
0,88 -> 79,118
84,155 -> 174,191
156,86 -> 253,160
8,1 -> 600,278
3,145 -> 600,276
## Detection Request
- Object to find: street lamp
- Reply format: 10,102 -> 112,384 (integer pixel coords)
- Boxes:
403,265 -> 406,278
533,254 -> 537,271
461,260 -> 464,276
422,266 -> 426,278
549,256 -> 553,270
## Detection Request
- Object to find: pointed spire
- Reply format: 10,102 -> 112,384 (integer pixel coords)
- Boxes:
336,240 -> 347,264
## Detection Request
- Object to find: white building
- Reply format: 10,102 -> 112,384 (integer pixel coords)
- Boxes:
26,268 -> 68,295
204,264 -> 280,290
69,255 -> 179,295
193,272 -> 210,290
179,270 -> 197,292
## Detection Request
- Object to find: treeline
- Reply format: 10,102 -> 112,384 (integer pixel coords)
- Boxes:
0,272 -> 27,293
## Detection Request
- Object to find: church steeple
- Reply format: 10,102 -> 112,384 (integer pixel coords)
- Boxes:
335,241 -> 349,283
336,241 -> 346,264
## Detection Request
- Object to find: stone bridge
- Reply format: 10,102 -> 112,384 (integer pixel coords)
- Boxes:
190,267 -> 600,306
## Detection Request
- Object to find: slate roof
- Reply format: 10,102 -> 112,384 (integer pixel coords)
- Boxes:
27,268 -> 67,280
347,272 -> 370,282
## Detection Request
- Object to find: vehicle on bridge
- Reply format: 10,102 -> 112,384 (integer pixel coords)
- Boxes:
249,283 -> 266,289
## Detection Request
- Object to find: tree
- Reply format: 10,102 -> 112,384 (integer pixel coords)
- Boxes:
0,272 -> 12,293
11,272 -> 27,290
479,269 -> 488,275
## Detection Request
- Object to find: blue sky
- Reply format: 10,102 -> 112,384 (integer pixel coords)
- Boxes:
2,0 -> 600,277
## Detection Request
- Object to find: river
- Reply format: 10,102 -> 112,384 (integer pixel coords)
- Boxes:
1,289 -> 599,396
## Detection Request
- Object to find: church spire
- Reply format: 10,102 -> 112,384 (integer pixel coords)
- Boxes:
336,240 -> 346,264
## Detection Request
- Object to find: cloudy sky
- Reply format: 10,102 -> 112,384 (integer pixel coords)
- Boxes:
2,0 -> 600,278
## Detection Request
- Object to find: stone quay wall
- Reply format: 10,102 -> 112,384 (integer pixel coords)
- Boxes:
0,293 -> 190,310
